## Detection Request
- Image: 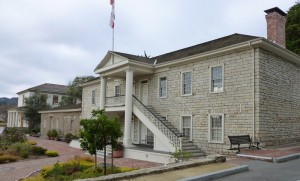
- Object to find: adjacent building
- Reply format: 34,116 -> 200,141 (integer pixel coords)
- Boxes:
7,83 -> 68,128
39,104 -> 81,137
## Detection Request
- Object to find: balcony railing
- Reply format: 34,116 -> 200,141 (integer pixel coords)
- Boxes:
105,95 -> 125,107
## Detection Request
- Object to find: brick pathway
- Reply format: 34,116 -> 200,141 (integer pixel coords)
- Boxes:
227,143 -> 300,164
0,136 -> 161,181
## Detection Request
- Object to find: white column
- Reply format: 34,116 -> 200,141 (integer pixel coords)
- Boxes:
100,77 -> 107,110
7,112 -> 11,127
123,70 -> 133,147
13,112 -> 15,127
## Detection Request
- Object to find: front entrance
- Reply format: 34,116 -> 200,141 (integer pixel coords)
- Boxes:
140,80 -> 148,105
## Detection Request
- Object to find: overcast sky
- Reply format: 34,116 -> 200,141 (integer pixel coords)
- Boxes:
0,0 -> 296,98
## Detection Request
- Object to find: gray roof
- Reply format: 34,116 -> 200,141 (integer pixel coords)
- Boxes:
95,33 -> 260,70
45,103 -> 82,111
153,33 -> 259,64
17,83 -> 68,95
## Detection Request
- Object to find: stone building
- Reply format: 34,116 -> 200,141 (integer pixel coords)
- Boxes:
80,7 -> 300,162
7,83 -> 68,128
39,104 -> 81,137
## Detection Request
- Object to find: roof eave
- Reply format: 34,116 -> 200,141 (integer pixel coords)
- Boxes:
155,38 -> 300,68
39,108 -> 82,114
155,38 -> 263,68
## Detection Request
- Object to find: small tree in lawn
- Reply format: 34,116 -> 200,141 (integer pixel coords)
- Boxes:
79,109 -> 122,174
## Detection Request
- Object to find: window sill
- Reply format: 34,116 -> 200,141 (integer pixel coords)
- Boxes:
208,140 -> 224,144
159,96 -> 167,99
209,90 -> 224,94
181,93 -> 193,97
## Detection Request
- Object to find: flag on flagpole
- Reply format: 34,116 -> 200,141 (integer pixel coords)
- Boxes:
109,0 -> 115,28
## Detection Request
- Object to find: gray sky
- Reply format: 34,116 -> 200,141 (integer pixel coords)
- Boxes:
0,0 -> 296,98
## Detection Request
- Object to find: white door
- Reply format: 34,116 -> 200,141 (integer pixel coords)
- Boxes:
140,121 -> 147,144
140,80 -> 148,105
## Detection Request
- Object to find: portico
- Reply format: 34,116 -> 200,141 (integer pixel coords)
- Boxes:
95,51 -> 154,147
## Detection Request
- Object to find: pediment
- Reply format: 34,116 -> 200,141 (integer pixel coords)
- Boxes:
94,51 -> 129,72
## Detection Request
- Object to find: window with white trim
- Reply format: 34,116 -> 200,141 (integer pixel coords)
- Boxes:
159,77 -> 167,98
208,114 -> 224,143
182,71 -> 192,95
91,90 -> 96,105
115,85 -> 120,97
211,66 -> 223,92
53,95 -> 59,105
181,116 -> 192,140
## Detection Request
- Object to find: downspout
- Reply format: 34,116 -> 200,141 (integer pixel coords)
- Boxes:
249,41 -> 256,141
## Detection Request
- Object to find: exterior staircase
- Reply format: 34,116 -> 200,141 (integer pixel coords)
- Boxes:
143,105 -> 206,158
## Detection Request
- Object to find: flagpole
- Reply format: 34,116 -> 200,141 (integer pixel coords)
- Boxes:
112,24 -> 114,52
110,0 -> 115,62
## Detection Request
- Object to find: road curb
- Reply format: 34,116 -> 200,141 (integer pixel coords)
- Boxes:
177,165 -> 249,181
273,153 -> 300,163
236,154 -> 273,162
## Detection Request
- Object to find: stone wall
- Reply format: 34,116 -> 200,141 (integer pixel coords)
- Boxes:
82,82 -> 100,119
257,49 -> 300,145
133,49 -> 256,153
41,111 -> 81,137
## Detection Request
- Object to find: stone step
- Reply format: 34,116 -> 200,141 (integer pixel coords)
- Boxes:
182,145 -> 198,149
182,149 -> 203,153
190,152 -> 206,157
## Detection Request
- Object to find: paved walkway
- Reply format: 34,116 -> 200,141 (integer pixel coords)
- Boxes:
1,137 -> 299,181
0,136 -> 161,181
227,143 -> 300,164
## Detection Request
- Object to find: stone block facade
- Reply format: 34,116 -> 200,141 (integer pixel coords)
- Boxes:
257,49 -> 300,145
82,80 -> 101,119
84,49 -> 300,154
130,49 -> 256,153
40,111 -> 81,138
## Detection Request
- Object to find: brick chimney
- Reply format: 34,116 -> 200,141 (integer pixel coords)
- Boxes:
264,7 -> 287,47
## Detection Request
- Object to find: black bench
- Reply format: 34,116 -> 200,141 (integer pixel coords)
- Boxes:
228,135 -> 259,153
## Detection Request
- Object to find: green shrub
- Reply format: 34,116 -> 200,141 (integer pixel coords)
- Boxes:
23,174 -> 45,181
29,160 -> 135,180
45,150 -> 59,157
0,154 -> 19,164
47,130 -> 52,138
25,140 -> 37,145
51,129 -> 58,138
8,143 -> 31,158
64,133 -> 76,143
72,155 -> 94,162
42,160 -> 94,179
31,146 -> 47,155
0,128 -> 27,148
171,149 -> 192,163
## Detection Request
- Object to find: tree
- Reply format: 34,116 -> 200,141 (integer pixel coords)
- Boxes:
286,2 -> 300,55
79,109 -> 122,175
0,105 -> 15,122
24,93 -> 50,130
60,76 -> 95,106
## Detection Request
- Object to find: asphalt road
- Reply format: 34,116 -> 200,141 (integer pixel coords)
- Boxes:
215,158 -> 300,181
